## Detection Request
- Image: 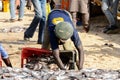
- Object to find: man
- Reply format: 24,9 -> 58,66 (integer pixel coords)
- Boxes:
69,0 -> 90,32
0,44 -> 12,67
101,0 -> 119,33
42,9 -> 84,70
24,0 -> 46,44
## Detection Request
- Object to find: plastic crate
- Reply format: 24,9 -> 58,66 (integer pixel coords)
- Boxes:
21,47 -> 51,68
59,50 -> 77,69
21,47 -> 77,69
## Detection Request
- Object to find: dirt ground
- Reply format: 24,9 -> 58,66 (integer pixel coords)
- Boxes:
0,9 -> 120,70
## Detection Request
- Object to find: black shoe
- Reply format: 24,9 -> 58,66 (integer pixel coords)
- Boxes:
103,25 -> 118,33
24,35 -> 30,41
37,41 -> 42,44
83,26 -> 90,33
37,42 -> 42,44
18,19 -> 23,21
24,37 -> 30,41
103,26 -> 111,33
9,19 -> 16,22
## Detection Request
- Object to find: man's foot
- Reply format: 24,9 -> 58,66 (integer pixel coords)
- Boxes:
37,41 -> 42,44
24,35 -> 30,41
18,19 -> 23,21
24,37 -> 30,41
83,26 -> 90,33
103,25 -> 119,34
37,40 -> 43,44
5,19 -> 16,22
10,19 -> 16,22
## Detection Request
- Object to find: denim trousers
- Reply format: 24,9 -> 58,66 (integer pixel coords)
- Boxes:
24,0 -> 46,43
101,0 -> 119,26
9,0 -> 25,19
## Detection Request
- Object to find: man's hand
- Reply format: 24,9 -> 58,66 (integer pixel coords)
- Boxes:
53,49 -> 66,70
91,0 -> 102,6
76,61 -> 83,70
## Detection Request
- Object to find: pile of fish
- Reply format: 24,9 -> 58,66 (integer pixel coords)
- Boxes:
0,26 -> 39,33
0,26 -> 26,33
0,56 -> 120,80
0,67 -> 120,80
24,55 -> 60,71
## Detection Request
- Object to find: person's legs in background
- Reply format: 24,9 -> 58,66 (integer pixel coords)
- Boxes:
71,12 -> 77,28
18,0 -> 25,21
9,0 -> 16,22
24,0 -> 46,44
102,0 -> 116,26
24,0 -> 42,40
38,0 -> 46,44
111,0 -> 119,23
102,0 -> 119,33
69,0 -> 78,28
38,19 -> 46,44
26,0 -> 32,10
24,16 -> 40,40
15,0 -> 20,14
79,0 -> 90,33
81,12 -> 89,32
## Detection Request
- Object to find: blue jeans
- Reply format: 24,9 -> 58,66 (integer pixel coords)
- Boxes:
24,0 -> 46,43
101,0 -> 119,26
0,44 -> 8,59
9,0 -> 25,19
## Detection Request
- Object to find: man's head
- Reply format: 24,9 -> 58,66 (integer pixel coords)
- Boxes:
54,22 -> 74,43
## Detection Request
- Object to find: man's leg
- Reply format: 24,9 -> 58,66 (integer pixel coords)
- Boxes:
79,0 -> 90,32
38,19 -> 46,44
38,0 -> 46,44
112,0 -> 119,21
101,0 -> 118,33
9,0 -> 16,20
42,24 -> 50,50
102,0 -> 115,26
71,12 -> 77,28
24,0 -> 42,40
18,0 -> 25,20
69,0 -> 78,28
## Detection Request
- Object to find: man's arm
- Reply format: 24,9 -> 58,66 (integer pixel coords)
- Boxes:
76,44 -> 84,70
52,49 -> 66,70
0,44 -> 12,67
2,58 -> 12,67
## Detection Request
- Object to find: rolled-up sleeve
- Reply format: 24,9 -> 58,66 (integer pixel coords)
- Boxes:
0,44 -> 8,59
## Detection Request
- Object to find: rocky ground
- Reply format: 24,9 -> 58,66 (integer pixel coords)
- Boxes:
0,9 -> 120,71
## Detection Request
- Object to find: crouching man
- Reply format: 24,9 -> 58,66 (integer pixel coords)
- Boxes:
42,9 -> 84,70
